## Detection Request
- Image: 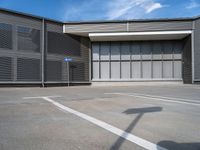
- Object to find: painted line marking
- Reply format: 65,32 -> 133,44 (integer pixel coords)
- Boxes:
23,96 -> 61,99
105,93 -> 200,106
23,96 -> 167,150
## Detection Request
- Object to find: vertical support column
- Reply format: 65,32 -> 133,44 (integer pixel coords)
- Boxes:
172,42 -> 175,78
151,42 -> 153,79
130,41 -> 132,79
89,39 -> 92,82
109,42 -> 111,79
192,21 -> 195,83
120,42 -> 122,79
41,19 -> 45,87
161,41 -> 164,79
140,43 -> 142,79
13,25 -> 17,82
99,43 -> 101,79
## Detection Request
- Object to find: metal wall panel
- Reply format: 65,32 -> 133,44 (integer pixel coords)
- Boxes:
100,42 -> 109,60
174,61 -> 182,78
111,62 -> 120,79
92,62 -> 99,79
64,23 -> 127,33
92,43 -> 99,60
163,41 -> 173,59
142,61 -> 151,78
47,31 -> 80,56
111,42 -> 120,60
129,21 -> 193,32
100,62 -> 109,79
182,36 -> 192,83
0,57 -> 12,81
64,21 -> 192,34
194,19 -> 200,81
121,42 -> 130,60
69,62 -> 85,81
141,42 -> 152,60
132,61 -> 141,79
17,26 -> 40,52
121,62 -> 130,79
163,61 -> 173,78
153,61 -> 162,78
0,23 -> 12,49
17,58 -> 40,81
92,40 -> 183,81
46,60 -> 62,81
152,42 -> 162,59
131,43 -> 140,60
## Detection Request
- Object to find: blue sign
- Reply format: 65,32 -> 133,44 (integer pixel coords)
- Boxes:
64,57 -> 73,62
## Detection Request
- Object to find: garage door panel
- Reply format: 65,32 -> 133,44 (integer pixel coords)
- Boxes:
132,62 -> 141,79
152,42 -> 162,60
92,43 -> 99,60
111,62 -> 120,79
121,42 -> 130,60
142,61 -> 151,79
141,42 -> 151,60
163,61 -> 173,78
121,62 -> 130,79
92,41 -> 183,81
163,41 -> 173,59
111,42 -> 120,60
92,62 -> 99,79
174,61 -> 182,78
174,42 -> 182,59
100,62 -> 109,79
153,61 -> 162,78
131,43 -> 141,60
100,43 -> 109,60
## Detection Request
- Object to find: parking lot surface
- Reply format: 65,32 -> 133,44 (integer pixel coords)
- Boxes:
0,84 -> 200,150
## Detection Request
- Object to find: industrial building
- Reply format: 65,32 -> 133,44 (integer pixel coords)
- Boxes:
0,8 -> 200,86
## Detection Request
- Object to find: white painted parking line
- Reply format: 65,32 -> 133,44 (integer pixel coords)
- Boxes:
23,96 -> 167,150
105,93 -> 200,106
23,96 -> 61,99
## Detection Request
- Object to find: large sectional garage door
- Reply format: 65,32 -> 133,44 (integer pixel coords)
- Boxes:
92,41 -> 183,81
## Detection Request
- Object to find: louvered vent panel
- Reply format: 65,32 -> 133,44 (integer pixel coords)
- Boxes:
17,26 -> 40,52
0,23 -> 12,49
69,62 -> 85,81
46,60 -> 62,81
47,32 -> 80,56
17,58 -> 40,81
0,57 -> 12,81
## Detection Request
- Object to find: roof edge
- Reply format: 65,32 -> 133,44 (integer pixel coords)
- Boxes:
0,7 -> 63,24
1,7 -> 200,24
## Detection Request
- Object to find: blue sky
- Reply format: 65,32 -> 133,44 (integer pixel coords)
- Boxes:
0,0 -> 200,21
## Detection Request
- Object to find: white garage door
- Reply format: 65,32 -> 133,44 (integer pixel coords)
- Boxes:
92,41 -> 182,81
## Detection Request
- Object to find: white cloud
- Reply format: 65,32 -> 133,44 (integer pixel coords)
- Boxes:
186,0 -> 200,9
106,0 -> 164,20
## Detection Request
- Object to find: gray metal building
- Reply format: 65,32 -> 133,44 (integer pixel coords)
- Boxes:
0,8 -> 200,85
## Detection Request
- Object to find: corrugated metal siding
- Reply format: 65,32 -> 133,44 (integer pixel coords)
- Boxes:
0,57 -> 12,81
182,36 -> 192,83
45,22 -> 90,83
0,23 -> 12,49
0,11 -> 42,83
194,19 -> 200,81
64,21 -> 193,33
129,21 -> 192,31
47,31 -> 80,56
17,26 -> 40,52
64,23 -> 127,33
46,60 -> 62,81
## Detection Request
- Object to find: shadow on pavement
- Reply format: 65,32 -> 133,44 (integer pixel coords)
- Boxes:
110,107 -> 162,150
157,141 -> 200,150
